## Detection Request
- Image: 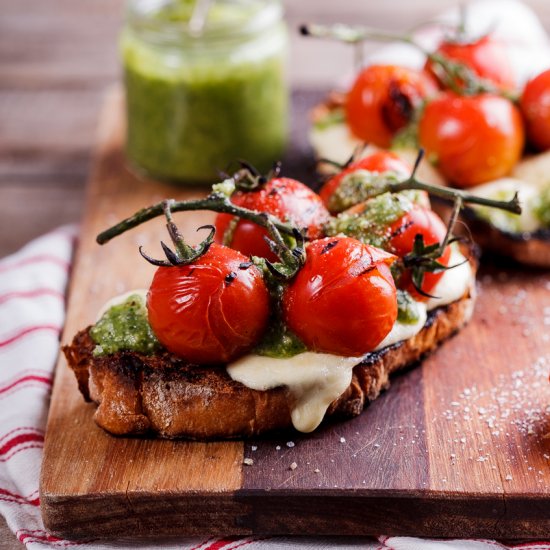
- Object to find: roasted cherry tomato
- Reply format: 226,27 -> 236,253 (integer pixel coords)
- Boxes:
215,177 -> 330,262
418,92 -> 524,187
147,243 -> 270,364
389,205 -> 452,300
282,237 -> 397,356
342,201 -> 451,300
346,65 -> 438,148
426,34 -> 515,91
319,151 -> 412,212
520,69 -> 550,151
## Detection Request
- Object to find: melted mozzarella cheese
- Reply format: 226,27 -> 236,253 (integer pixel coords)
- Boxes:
96,289 -> 148,320
469,178 -> 540,233
227,353 -> 360,433
426,247 -> 472,311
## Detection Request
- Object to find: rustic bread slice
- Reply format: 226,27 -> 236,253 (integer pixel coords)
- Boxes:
461,209 -> 550,268
62,263 -> 476,440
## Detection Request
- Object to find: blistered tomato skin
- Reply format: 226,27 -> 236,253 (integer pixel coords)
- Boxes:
282,237 -> 397,356
426,35 -> 516,91
215,177 -> 330,261
418,93 -> 524,188
389,205 -> 451,300
521,69 -> 550,151
147,244 -> 270,364
319,151 -> 412,212
346,65 -> 438,148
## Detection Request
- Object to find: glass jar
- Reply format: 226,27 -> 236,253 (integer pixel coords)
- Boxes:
121,0 -> 289,184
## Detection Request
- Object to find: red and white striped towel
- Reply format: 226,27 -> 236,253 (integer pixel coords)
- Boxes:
1,226 -> 549,550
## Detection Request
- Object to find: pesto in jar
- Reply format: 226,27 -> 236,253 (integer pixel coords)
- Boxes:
121,0 -> 288,184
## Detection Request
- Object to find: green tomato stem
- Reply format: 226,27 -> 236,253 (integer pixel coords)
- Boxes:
300,22 -> 519,101
96,191 -> 297,245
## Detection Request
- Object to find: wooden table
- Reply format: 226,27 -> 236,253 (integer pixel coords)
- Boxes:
2,0 -> 550,546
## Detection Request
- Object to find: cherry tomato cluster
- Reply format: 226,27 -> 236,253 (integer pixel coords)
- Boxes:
344,34 -> 550,188
138,154 -> 454,365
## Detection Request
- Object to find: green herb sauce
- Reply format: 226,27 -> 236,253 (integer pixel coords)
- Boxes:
326,191 -> 414,249
397,289 -> 421,325
534,183 -> 550,228
90,294 -> 160,357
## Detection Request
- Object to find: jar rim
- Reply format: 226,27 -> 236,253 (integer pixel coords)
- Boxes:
126,0 -> 283,44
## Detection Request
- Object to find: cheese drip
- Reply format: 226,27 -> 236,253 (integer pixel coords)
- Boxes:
227,353 -> 360,433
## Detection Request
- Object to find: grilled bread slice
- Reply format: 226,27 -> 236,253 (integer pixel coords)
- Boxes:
62,253 -> 476,440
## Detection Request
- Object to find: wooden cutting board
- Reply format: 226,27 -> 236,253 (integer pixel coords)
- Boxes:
40,89 -> 550,541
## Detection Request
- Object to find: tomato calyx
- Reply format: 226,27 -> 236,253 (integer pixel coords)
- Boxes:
231,160 -> 283,192
427,51 -> 506,98
139,201 -> 216,268
400,233 -> 463,299
257,216 -> 306,282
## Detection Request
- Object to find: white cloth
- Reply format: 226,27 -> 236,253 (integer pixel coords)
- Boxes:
0,228 -> 549,550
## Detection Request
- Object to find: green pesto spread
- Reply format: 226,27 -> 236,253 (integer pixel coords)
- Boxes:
534,184 -> 550,228
121,1 -> 288,184
326,191 -> 414,249
397,289 -> 421,325
253,320 -> 307,359
90,294 -> 160,357
327,169 -> 424,214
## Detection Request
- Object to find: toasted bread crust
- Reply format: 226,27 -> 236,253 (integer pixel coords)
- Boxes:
461,209 -> 550,268
62,278 -> 476,440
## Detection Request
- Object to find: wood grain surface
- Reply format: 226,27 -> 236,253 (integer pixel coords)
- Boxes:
39,89 -> 550,541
